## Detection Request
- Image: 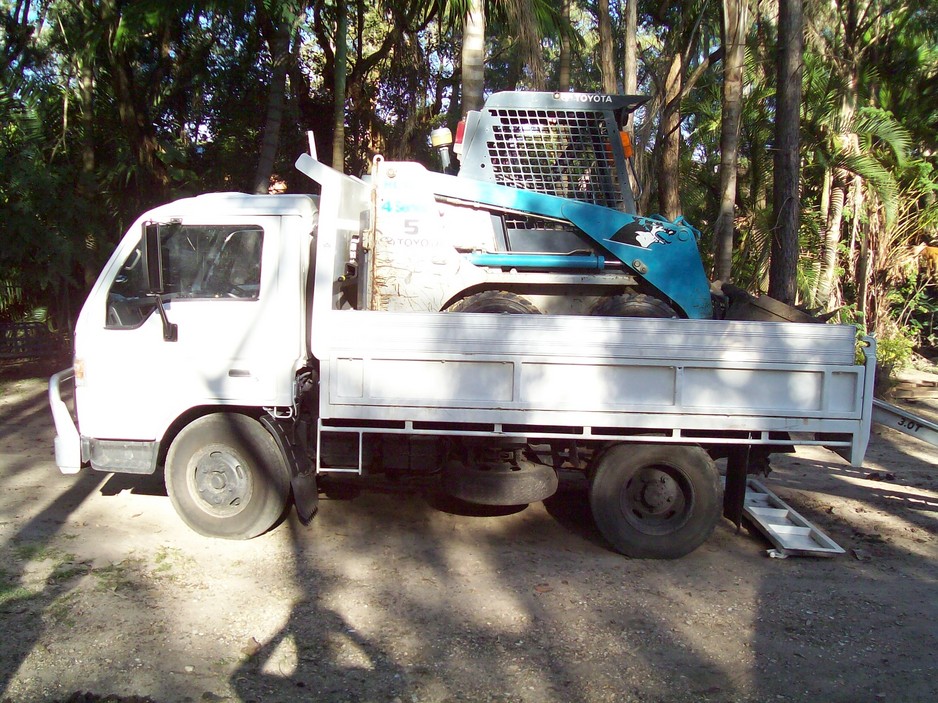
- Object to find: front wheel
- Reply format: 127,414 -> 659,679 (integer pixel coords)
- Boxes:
589,443 -> 721,559
165,414 -> 291,539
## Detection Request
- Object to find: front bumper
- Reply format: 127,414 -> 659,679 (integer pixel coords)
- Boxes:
49,368 -> 85,474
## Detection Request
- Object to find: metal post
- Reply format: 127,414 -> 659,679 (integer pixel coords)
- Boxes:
723,445 -> 750,529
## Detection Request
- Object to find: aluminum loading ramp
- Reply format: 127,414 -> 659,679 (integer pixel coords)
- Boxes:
727,478 -> 845,557
872,398 -> 938,449
731,399 -> 934,558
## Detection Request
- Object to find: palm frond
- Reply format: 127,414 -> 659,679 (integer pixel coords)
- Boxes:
854,106 -> 911,168
836,152 -> 900,226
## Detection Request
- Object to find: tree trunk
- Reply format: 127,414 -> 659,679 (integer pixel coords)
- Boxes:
294,11 -> 338,149
332,0 -> 348,170
622,0 -> 640,205
748,6 -> 771,215
597,0 -> 617,93
623,0 -> 638,97
461,0 -> 485,115
854,183 -> 869,316
100,0 -> 168,199
253,15 -> 290,194
558,0 -> 571,91
109,54 -> 169,194
819,166 -> 832,227
657,52 -> 683,220
807,166 -> 832,305
768,0 -> 804,305
77,3 -> 97,288
847,170 -> 863,257
814,0 -> 866,311
506,44 -> 523,90
79,63 -> 94,179
517,0 -> 545,90
817,138 -> 858,308
713,0 -> 749,283
817,179 -> 845,300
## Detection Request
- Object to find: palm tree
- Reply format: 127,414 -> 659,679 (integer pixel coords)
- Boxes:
713,0 -> 750,284
447,0 -> 557,114
806,0 -> 912,309
461,0 -> 485,113
768,0 -> 802,305
596,0 -> 616,93
253,0 -> 297,191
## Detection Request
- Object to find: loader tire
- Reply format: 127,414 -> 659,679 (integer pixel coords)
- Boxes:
447,291 -> 541,314
591,293 -> 677,318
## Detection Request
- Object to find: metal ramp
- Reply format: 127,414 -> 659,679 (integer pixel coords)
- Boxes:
735,399 -> 934,558
741,479 -> 845,557
872,398 -> 938,449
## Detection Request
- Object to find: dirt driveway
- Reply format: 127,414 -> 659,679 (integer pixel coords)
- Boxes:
1,360 -> 937,703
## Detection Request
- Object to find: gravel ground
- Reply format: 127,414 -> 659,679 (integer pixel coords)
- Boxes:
1,359 -> 936,703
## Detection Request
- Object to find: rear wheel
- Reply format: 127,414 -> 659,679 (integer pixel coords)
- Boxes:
165,414 -> 291,539
447,291 -> 541,314
591,293 -> 677,318
589,443 -> 721,559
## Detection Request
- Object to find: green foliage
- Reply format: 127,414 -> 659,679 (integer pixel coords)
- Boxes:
0,0 -> 934,360
875,325 -> 918,372
0,88 -> 90,324
886,262 -> 938,350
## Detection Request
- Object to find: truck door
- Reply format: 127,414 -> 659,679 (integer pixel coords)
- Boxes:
77,216 -> 301,441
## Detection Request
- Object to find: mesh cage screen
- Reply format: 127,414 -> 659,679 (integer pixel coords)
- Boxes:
485,108 -> 624,210
503,214 -> 568,231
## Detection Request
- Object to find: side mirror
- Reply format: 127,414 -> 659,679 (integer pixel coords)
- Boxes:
142,221 -> 177,342
144,221 -> 165,295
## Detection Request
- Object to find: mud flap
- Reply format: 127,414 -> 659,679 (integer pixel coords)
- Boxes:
259,415 -> 319,525
291,472 -> 319,525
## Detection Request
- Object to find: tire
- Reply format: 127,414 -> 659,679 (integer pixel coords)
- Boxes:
443,460 -> 558,506
447,291 -> 541,314
591,293 -> 677,318
165,414 -> 291,539
589,443 -> 721,559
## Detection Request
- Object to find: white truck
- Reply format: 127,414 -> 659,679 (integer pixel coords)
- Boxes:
49,93 -> 879,559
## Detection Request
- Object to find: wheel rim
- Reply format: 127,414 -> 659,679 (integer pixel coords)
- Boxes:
618,464 -> 693,535
187,446 -> 254,518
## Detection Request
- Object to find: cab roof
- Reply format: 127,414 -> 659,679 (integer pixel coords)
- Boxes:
145,193 -> 319,221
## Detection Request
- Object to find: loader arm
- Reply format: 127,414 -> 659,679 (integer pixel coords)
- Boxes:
422,171 -> 713,319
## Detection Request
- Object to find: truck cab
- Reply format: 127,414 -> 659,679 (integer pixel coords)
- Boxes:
59,194 -> 316,475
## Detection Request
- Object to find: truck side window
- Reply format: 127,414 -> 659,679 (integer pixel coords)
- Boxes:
106,241 -> 156,329
106,225 -> 264,329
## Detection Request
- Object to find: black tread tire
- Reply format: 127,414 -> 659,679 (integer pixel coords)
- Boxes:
443,460 -> 559,506
447,291 -> 541,314
589,443 -> 721,559
591,293 -> 677,318
165,414 -> 291,539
